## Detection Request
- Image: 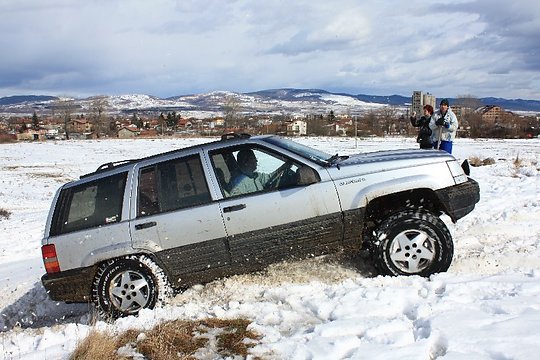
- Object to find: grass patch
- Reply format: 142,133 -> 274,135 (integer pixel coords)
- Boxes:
513,153 -> 522,168
469,156 -> 495,167
69,330 -> 125,360
70,318 -> 261,360
0,136 -> 16,144
0,208 -> 11,220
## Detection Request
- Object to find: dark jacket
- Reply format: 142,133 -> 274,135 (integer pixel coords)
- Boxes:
410,115 -> 433,149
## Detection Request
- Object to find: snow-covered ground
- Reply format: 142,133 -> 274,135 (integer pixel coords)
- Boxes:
0,136 -> 539,359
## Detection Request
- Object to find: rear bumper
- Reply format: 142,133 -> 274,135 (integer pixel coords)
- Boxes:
436,178 -> 480,222
41,265 -> 97,303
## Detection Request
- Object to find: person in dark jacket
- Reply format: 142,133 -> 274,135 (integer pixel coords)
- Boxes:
410,104 -> 434,149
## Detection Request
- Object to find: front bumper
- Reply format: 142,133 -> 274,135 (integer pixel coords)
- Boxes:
41,265 -> 97,303
436,178 -> 480,222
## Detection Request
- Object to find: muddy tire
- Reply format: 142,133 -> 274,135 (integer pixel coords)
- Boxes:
92,255 -> 172,319
370,210 -> 453,276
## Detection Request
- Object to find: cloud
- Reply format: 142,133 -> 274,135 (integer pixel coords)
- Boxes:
0,0 -> 539,99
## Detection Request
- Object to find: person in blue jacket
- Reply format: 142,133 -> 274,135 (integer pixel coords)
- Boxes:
430,98 -> 458,153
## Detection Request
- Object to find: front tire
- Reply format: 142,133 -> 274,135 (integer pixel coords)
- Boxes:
370,210 -> 453,276
92,255 -> 171,319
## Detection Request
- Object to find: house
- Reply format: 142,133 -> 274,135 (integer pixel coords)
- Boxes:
475,105 -> 505,123
177,118 -> 193,129
286,120 -> 307,136
333,119 -> 353,136
213,118 -> 225,127
139,128 -> 158,138
117,126 -> 139,139
69,119 -> 92,134
16,129 -> 46,141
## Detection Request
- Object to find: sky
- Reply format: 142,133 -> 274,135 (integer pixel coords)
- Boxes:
0,137 -> 539,358
1,0 -> 540,100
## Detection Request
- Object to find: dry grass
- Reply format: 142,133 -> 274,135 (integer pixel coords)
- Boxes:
0,208 -> 11,220
69,330 -> 128,360
511,154 -> 524,178
469,156 -> 495,167
0,136 -> 16,144
513,154 -> 522,168
70,318 -> 261,360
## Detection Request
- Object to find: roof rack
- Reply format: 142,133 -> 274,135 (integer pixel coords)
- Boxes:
80,159 -> 138,179
220,132 -> 251,141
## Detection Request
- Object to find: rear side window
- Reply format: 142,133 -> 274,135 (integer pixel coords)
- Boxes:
137,155 -> 211,217
50,172 -> 127,236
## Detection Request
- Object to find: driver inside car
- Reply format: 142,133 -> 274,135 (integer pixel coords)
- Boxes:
229,149 -> 272,196
229,148 -> 296,196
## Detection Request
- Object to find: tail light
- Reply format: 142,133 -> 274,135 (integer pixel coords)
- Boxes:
42,244 -> 61,274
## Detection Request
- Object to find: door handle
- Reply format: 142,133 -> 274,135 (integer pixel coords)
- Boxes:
223,204 -> 246,213
135,221 -> 157,230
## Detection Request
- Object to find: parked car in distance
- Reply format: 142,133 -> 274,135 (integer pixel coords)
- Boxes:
41,133 -> 480,318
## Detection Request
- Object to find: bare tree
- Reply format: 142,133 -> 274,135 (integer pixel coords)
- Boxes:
303,115 -> 325,136
357,111 -> 382,136
377,106 -> 399,135
455,94 -> 482,110
464,112 -> 485,138
222,95 -> 241,131
89,96 -> 109,137
53,98 -> 77,140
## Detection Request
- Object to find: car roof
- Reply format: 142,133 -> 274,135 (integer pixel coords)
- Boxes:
79,133 -> 273,179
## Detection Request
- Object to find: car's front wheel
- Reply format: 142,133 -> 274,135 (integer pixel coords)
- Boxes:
370,210 -> 453,276
92,255 -> 172,319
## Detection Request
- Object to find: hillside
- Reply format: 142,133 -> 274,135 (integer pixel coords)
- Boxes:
1,89 -> 539,117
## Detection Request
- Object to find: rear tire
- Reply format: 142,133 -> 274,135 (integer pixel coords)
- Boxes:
370,210 -> 453,276
92,255 -> 172,319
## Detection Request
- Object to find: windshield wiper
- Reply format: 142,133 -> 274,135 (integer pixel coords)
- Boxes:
325,153 -> 349,167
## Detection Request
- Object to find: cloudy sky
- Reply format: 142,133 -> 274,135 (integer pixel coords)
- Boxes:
1,0 -> 539,100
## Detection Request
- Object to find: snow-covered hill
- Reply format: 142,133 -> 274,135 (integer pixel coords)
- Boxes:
0,136 -> 539,359
0,89 -> 389,118
2,89 -> 540,118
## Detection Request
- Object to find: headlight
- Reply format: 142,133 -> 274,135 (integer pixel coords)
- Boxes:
446,160 -> 467,184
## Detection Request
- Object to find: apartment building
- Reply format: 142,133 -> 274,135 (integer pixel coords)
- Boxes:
411,91 -> 436,116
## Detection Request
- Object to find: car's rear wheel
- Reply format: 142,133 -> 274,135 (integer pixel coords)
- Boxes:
92,255 -> 171,319
370,210 -> 453,276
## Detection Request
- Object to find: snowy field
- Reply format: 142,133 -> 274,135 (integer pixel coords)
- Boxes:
0,136 -> 539,359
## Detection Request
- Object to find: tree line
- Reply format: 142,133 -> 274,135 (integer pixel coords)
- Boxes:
4,95 -> 540,140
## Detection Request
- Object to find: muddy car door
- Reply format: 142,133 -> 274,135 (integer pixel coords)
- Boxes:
129,152 -> 229,287
209,145 -> 342,272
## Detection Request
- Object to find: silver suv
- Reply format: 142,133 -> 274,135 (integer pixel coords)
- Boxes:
41,134 -> 479,317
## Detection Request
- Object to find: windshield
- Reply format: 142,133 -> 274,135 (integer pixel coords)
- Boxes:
262,136 -> 332,164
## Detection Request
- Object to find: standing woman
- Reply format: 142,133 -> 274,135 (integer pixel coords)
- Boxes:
410,104 -> 434,149
430,98 -> 458,153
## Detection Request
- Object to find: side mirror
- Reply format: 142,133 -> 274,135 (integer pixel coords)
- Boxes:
296,167 -> 320,186
461,159 -> 470,176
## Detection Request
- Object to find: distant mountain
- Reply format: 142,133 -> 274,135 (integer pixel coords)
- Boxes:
478,97 -> 540,112
0,95 -> 58,106
1,90 -> 538,117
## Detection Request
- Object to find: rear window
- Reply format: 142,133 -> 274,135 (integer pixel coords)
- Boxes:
50,172 -> 127,236
137,155 -> 211,217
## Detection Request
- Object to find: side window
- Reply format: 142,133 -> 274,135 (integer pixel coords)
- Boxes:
50,172 -> 127,235
211,146 -> 301,198
138,167 -> 159,217
137,155 -> 211,217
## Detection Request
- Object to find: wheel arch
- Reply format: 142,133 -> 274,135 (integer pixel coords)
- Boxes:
364,188 -> 446,226
91,251 -> 174,287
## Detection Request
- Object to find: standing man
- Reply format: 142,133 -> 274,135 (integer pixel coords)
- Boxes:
430,98 -> 458,153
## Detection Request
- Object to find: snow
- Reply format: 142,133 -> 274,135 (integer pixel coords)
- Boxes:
1,136 -> 539,359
